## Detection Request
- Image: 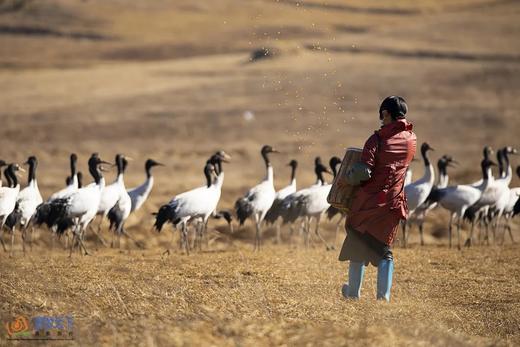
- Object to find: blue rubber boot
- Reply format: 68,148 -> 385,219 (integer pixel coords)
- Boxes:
341,261 -> 365,299
377,259 -> 394,301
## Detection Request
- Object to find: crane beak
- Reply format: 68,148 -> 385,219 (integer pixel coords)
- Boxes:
125,156 -> 134,161
155,162 -> 165,167
18,167 -> 26,173
220,151 -> 232,160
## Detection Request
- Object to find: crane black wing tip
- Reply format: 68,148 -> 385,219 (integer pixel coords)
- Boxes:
153,204 -> 177,233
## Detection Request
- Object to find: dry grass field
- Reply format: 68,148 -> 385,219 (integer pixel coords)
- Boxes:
1,0 -> 520,345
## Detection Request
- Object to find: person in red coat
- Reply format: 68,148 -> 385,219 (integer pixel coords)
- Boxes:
339,96 -> 417,301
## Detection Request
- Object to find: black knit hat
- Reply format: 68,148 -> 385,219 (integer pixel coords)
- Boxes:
379,96 -> 408,120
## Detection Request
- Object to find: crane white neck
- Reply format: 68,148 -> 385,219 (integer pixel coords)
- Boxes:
216,172 -> 225,188
265,165 -> 274,183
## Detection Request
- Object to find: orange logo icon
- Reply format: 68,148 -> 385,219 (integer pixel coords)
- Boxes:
5,316 -> 30,337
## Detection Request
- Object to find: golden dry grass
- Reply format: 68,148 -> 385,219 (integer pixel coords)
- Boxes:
1,241 -> 520,346
1,0 -> 520,345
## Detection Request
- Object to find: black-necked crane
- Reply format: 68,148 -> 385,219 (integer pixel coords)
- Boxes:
407,156 -> 456,245
5,156 -> 43,251
280,157 -> 332,248
41,153 -> 111,256
486,147 -> 518,243
96,154 -> 128,226
264,159 -> 298,244
127,159 -> 164,213
463,146 -> 496,243
107,156 -> 133,249
193,151 -> 231,248
0,164 -> 24,256
402,142 -> 435,247
431,159 -> 496,249
288,157 -> 338,250
154,162 -> 219,255
464,147 -> 516,245
235,145 -> 279,251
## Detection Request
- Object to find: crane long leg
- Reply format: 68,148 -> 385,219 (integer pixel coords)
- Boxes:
69,227 -> 76,258
276,222 -> 281,245
448,214 -> 454,249
21,228 -> 26,255
204,220 -> 209,249
506,224 -> 515,244
314,215 -> 333,250
303,218 -> 310,248
78,226 -> 89,255
456,216 -> 462,251
254,221 -> 261,251
29,226 -> 34,251
419,222 -> 424,246
401,221 -> 408,248
10,228 -> 15,258
0,222 -> 7,252
182,223 -> 190,256
466,218 -> 475,247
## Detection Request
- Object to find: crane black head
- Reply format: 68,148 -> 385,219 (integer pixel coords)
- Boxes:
204,162 -> 216,187
483,146 -> 493,160
517,166 -> 520,179
315,157 -> 332,184
23,156 -> 38,184
215,150 -> 231,162
208,151 -> 231,175
420,143 -> 434,166
5,163 -> 24,187
421,142 -> 434,154
88,153 -> 111,184
145,159 -> 164,178
0,160 -> 7,168
261,145 -> 279,167
438,156 -> 457,176
329,156 -> 342,177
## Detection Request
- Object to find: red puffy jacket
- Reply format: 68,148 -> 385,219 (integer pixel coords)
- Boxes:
346,119 -> 417,246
